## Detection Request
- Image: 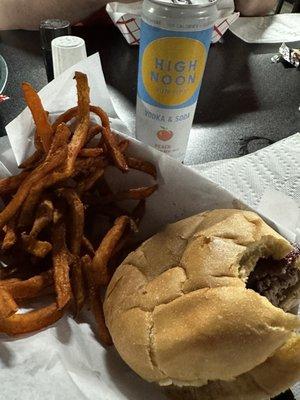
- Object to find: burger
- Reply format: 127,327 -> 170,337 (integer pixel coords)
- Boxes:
103,209 -> 300,399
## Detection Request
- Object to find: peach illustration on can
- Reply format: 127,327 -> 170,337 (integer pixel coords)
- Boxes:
157,127 -> 173,141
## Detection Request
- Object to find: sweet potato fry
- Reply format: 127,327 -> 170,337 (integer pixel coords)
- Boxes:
78,148 -> 103,158
91,216 -> 130,286
18,176 -> 66,229
76,72 -> 90,118
77,168 -> 104,194
26,74 -> 89,200
52,107 -> 78,131
74,157 -> 97,172
118,139 -> 130,153
85,124 -> 102,145
74,157 -> 108,174
0,145 -> 67,230
112,200 -> 145,258
17,122 -> 76,228
90,288 -> 112,346
50,123 -> 71,154
52,115 -> 102,148
29,198 -> 54,238
71,256 -> 85,316
34,127 -> 44,150
21,233 -> 52,258
63,73 -> 90,175
84,106 -> 125,171
18,133 -> 70,229
53,106 -> 108,132
89,105 -> 110,128
81,236 -> 95,257
15,124 -> 69,224
0,302 -> 63,335
82,255 -> 112,345
102,127 -> 128,172
116,185 -> 158,201
19,150 -> 44,170
0,270 -> 53,300
0,288 -> 18,319
0,171 -> 30,195
126,156 -> 157,179
57,188 -> 84,256
1,216 -> 18,251
102,185 -> 158,204
22,82 -> 53,153
52,220 -> 71,309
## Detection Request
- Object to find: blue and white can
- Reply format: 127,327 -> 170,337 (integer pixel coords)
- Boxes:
136,0 -> 218,161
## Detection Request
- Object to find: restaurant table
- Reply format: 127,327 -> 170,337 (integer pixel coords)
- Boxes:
0,23 -> 299,165
0,19 -> 299,400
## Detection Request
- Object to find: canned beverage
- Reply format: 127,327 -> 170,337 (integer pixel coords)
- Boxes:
136,0 -> 218,161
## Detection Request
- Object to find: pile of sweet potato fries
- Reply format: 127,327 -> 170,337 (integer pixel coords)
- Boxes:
0,72 -> 157,345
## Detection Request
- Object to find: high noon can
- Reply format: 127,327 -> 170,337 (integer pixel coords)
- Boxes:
136,0 -> 217,161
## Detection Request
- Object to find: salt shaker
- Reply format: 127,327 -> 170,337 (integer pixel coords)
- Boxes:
40,19 -> 71,81
51,36 -> 87,79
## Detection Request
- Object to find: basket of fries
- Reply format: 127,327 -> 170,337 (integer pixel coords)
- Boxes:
0,72 -> 158,344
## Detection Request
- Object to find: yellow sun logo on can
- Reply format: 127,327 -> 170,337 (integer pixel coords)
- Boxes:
142,37 -> 207,107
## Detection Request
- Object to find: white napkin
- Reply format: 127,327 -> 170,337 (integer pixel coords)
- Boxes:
294,383 -> 300,399
230,13 -> 300,43
194,133 -> 300,244
106,0 -> 239,45
1,53 -> 299,399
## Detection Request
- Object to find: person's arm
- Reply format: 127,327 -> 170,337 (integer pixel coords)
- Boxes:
234,0 -> 277,16
0,0 -> 106,30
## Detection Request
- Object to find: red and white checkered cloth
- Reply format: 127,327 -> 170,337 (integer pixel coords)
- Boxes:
106,1 -> 239,46
106,2 -> 142,45
115,15 -> 141,45
212,12 -> 239,43
0,94 -> 9,103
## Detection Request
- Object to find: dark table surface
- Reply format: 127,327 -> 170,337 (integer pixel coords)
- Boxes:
0,23 -> 299,165
0,20 -> 299,400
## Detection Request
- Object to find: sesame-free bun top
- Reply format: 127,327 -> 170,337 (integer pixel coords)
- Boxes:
103,209 -> 300,392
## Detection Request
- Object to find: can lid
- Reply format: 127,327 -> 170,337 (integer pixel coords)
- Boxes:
40,19 -> 71,50
149,0 -> 217,6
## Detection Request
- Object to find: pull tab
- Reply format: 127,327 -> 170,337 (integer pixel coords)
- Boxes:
171,0 -> 192,4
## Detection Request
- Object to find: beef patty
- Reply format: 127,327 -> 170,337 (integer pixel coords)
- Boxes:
247,248 -> 300,308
